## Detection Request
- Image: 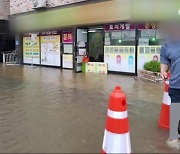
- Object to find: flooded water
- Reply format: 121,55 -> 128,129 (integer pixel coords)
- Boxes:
0,64 -> 179,153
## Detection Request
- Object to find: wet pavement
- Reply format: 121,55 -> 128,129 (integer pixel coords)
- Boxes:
0,64 -> 180,153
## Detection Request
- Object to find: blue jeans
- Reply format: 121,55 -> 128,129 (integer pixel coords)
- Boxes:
169,88 -> 180,103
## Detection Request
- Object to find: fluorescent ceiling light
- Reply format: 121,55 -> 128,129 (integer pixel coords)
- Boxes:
95,27 -> 103,30
88,30 -> 96,33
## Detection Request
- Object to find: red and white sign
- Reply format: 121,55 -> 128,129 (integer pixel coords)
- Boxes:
62,31 -> 73,43
104,23 -> 136,31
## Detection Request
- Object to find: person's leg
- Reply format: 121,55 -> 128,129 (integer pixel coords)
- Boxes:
167,89 -> 180,148
170,102 -> 180,140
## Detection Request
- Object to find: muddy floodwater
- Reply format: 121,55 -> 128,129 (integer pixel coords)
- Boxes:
0,64 -> 180,153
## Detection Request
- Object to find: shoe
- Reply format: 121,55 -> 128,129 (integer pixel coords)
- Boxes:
166,139 -> 180,149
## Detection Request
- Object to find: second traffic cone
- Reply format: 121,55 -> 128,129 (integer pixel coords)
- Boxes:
158,72 -> 171,130
102,86 -> 131,154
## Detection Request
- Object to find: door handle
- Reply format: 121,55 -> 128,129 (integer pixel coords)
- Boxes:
178,120 -> 180,136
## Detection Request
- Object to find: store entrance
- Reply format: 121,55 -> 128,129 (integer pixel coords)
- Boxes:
62,31 -> 74,69
88,27 -> 104,62
75,28 -> 88,72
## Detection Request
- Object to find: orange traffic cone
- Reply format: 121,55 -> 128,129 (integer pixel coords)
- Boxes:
102,86 -> 131,154
158,72 -> 171,130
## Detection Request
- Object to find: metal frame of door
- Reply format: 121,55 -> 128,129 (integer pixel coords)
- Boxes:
74,26 -> 88,72
61,28 -> 75,70
87,25 -> 105,63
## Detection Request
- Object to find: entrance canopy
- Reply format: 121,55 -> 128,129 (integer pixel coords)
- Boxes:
11,0 -> 180,32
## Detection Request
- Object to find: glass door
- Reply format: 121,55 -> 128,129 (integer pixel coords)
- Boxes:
62,31 -> 73,69
88,26 -> 104,62
75,28 -> 88,72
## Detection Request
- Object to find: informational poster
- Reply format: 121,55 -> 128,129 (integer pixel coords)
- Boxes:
41,31 -> 61,66
23,35 -> 40,64
63,54 -> 73,69
85,62 -> 107,74
64,44 -> 73,54
104,46 -> 135,73
137,46 -> 161,70
79,49 -> 86,56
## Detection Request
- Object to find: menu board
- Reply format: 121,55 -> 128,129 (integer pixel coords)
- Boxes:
41,34 -> 61,66
63,54 -> 73,69
137,46 -> 161,70
104,46 -> 135,73
85,62 -> 107,74
23,36 -> 40,64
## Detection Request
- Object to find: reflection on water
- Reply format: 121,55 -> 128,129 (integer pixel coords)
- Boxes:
0,64 -> 179,153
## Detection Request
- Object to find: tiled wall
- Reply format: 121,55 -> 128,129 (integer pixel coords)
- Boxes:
0,0 -> 10,20
10,0 -> 87,15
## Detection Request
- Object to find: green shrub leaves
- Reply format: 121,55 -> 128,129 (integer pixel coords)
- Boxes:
144,61 -> 160,72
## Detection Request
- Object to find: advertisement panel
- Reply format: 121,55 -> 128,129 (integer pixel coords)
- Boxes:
63,54 -> 73,69
23,35 -> 40,64
137,46 -> 161,70
41,31 -> 61,66
85,62 -> 107,74
104,46 -> 135,73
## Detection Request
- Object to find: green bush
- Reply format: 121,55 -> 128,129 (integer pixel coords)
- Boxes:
144,61 -> 160,72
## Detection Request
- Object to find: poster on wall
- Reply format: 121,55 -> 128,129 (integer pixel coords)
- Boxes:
137,46 -> 161,70
64,44 -> 73,54
23,34 -> 40,64
85,62 -> 107,74
63,54 -> 73,69
40,31 -> 61,66
104,46 -> 135,73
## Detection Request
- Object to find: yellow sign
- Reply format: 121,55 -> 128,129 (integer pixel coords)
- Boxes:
63,54 -> 73,69
86,62 -> 107,74
23,36 -> 40,64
